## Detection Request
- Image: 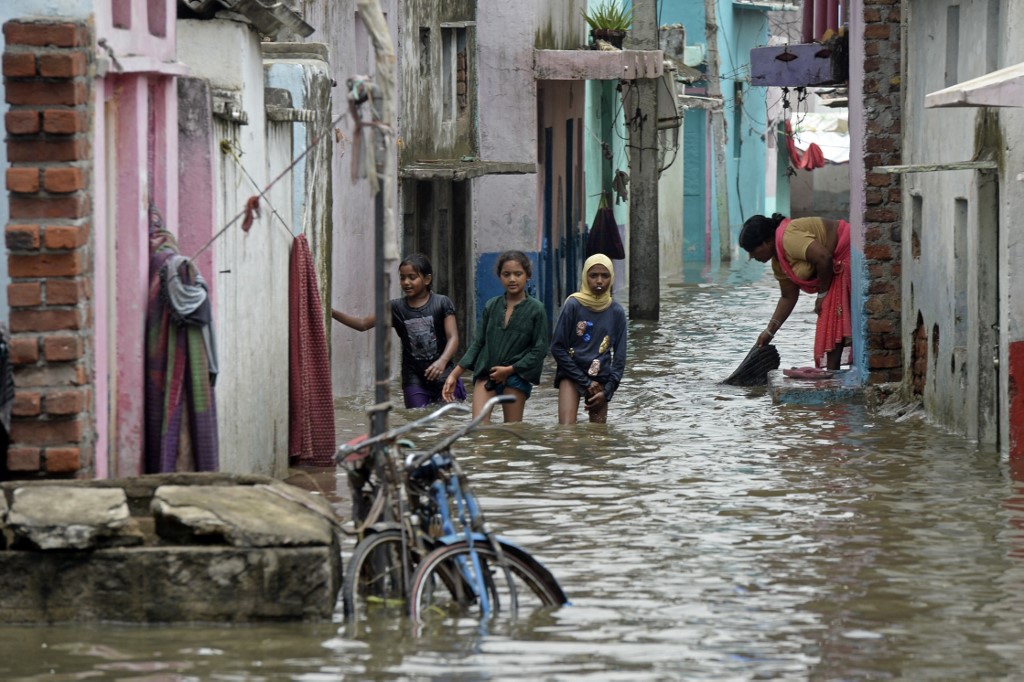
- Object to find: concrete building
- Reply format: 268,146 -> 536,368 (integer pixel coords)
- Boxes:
896,0 -> 1024,457
1,0 -> 333,479
660,0 -> 796,267
314,0 -> 662,397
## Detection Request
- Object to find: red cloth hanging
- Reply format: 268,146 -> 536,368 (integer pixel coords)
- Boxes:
785,119 -> 826,170
289,234 -> 337,466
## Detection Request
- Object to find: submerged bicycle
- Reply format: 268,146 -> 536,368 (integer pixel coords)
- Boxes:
336,395 -> 568,623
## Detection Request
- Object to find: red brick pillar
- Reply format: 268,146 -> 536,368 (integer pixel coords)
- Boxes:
861,1 -> 903,383
3,20 -> 93,477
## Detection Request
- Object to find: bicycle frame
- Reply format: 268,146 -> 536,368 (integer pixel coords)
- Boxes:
342,395 -> 532,620
405,396 -> 520,617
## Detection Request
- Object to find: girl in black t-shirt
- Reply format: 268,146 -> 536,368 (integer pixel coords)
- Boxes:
332,254 -> 466,408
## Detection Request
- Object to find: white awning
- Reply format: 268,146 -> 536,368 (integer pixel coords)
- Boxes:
790,111 -> 850,164
925,61 -> 1024,108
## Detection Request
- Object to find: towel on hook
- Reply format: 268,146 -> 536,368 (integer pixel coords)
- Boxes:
289,234 -> 336,466
145,229 -> 220,473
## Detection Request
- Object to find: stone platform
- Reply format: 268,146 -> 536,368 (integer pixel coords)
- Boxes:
0,473 -> 343,624
766,367 -> 867,405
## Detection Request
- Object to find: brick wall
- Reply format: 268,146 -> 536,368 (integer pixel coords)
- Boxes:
3,20 -> 93,478
860,1 -> 903,383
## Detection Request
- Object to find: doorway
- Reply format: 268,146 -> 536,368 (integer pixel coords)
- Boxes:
401,179 -> 471,355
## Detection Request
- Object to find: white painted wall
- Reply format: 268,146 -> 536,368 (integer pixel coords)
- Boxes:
659,123 -> 684,279
178,20 -> 290,476
295,0 -> 399,400
472,0 -> 541,307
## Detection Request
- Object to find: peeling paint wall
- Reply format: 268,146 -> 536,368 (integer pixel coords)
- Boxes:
534,0 -> 586,50
902,0 -> 1021,452
397,0 -> 476,165
294,0 -> 398,398
472,0 -> 542,317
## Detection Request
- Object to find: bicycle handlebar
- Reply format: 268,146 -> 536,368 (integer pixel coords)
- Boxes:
408,394 -> 514,468
335,401 -> 471,460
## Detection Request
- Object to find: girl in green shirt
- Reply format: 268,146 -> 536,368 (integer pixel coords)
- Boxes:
443,250 -> 549,423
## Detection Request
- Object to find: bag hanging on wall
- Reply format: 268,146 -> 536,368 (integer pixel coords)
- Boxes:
585,194 -> 626,261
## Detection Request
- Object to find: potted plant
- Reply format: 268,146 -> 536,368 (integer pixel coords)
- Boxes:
582,0 -> 633,49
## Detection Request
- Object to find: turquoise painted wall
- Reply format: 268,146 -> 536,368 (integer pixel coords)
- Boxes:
721,7 -> 768,240
662,0 -> 774,263
584,80 -> 629,247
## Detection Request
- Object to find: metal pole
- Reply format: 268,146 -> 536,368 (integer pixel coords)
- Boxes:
372,181 -> 390,436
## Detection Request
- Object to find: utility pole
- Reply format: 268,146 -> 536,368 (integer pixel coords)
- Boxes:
704,0 -> 731,261
353,0 -> 397,436
626,0 -> 660,320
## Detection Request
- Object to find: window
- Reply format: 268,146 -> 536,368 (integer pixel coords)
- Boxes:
113,0 -> 131,28
911,192 -> 922,260
945,4 -> 959,88
147,0 -> 166,37
441,26 -> 468,121
953,197 -> 967,346
420,27 -> 431,81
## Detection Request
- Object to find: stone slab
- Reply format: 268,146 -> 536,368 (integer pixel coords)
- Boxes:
767,368 -> 866,405
151,484 -> 336,547
6,486 -> 144,550
0,473 -> 344,623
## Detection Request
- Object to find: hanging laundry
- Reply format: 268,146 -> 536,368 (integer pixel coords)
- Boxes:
612,170 -> 630,204
289,234 -> 336,467
785,119 -> 826,170
145,227 -> 219,473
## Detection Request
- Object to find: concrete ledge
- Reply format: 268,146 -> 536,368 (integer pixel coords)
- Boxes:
0,545 -> 339,624
0,473 -> 343,623
534,49 -> 663,81
399,160 -> 536,181
767,368 -> 866,405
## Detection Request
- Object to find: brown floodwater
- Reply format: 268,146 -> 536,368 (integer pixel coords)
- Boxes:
2,262 -> 1020,680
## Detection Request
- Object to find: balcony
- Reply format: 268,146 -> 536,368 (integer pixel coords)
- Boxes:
534,49 -> 663,81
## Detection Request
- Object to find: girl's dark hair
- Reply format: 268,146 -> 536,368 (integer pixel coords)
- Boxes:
495,250 -> 532,278
399,253 -> 433,289
738,213 -> 786,252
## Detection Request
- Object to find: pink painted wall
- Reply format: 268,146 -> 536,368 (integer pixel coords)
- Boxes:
1011,341 -> 1024,458
92,0 -> 181,477
112,76 -> 150,477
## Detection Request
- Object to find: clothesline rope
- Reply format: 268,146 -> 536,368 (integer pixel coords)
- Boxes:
219,139 -> 297,244
189,110 -> 348,262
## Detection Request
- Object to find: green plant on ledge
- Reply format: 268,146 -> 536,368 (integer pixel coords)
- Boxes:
582,0 -> 634,32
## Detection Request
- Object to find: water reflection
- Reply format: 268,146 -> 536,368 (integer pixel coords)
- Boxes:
3,262 -> 1023,679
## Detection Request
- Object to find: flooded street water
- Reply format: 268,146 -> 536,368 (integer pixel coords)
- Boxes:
4,262 -> 1023,680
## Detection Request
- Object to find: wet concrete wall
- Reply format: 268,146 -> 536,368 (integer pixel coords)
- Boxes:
901,0 -> 1009,447
292,0 -> 399,399
178,19 -> 291,476
0,473 -> 342,623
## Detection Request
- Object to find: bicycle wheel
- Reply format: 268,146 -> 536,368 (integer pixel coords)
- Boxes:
409,539 -> 567,623
342,530 -> 410,620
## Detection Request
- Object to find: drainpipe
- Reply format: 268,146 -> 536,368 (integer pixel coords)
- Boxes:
814,0 -> 827,40
826,0 -> 840,34
802,0 -> 814,43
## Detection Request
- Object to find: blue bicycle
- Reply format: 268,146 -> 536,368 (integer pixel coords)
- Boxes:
337,395 -> 567,622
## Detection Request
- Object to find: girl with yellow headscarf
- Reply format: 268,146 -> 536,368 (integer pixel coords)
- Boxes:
550,255 -> 628,424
